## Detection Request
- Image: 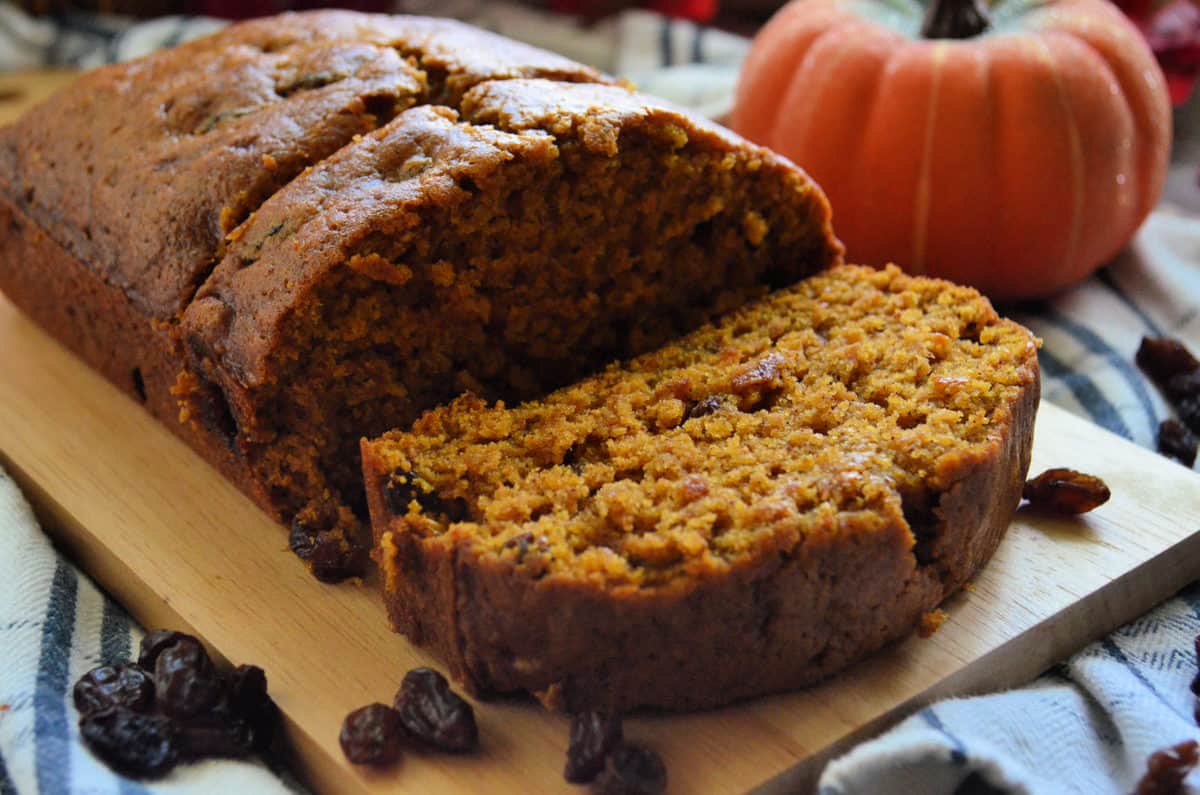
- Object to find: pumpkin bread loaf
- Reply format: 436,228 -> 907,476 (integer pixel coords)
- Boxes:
362,265 -> 1040,711
0,11 -> 841,578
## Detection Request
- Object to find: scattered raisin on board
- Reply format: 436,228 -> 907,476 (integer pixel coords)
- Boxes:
564,711 -> 624,783
73,629 -> 279,780
1137,336 -> 1200,436
1158,419 -> 1199,467
393,667 -> 478,753
80,708 -> 179,779
596,744 -> 668,795
73,663 -> 155,715
1022,468 -> 1111,514
288,499 -> 368,584
339,667 -> 479,769
1134,739 -> 1199,795
339,703 -> 405,767
155,638 -> 222,720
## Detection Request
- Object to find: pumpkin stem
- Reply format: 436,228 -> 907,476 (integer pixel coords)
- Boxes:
920,0 -> 991,39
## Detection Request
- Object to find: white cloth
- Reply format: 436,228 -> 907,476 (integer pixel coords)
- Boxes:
0,469 -> 297,795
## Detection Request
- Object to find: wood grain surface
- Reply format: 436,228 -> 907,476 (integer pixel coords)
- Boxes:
3,288 -> 1200,793
0,70 -> 77,125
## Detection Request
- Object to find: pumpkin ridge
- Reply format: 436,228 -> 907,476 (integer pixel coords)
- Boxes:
912,41 -> 948,274
1031,36 -> 1085,277
1039,3 -> 1169,224
731,0 -> 1171,299
777,22 -> 879,159
1052,30 -> 1140,237
774,24 -> 846,150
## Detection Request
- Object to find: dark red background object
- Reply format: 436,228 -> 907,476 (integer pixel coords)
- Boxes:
549,0 -> 717,21
194,0 -> 388,15
1117,0 -> 1200,105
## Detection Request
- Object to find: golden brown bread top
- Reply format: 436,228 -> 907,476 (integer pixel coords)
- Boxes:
461,79 -> 754,156
182,78 -> 838,390
0,11 -> 608,319
182,104 -> 559,388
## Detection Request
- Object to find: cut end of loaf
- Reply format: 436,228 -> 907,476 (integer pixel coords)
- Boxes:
181,86 -> 840,526
366,264 -> 1040,588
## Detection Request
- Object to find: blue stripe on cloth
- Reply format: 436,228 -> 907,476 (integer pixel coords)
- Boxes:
659,17 -> 673,66
0,750 -> 17,795
1096,269 -> 1164,337
1043,308 -> 1160,438
691,25 -> 704,63
35,561 -> 78,794
99,599 -> 131,667
919,706 -> 967,765
1038,347 -> 1133,439
100,603 -> 154,795
1101,638 -> 1188,722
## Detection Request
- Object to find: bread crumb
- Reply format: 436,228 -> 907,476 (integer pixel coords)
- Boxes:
918,609 -> 948,638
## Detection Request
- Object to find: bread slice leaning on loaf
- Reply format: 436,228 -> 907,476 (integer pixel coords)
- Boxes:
362,265 -> 1041,712
0,11 -> 842,578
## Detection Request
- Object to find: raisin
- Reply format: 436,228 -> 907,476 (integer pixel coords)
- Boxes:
384,471 -> 469,523
504,532 -> 536,559
952,772 -> 1008,794
307,532 -> 368,584
564,711 -> 623,783
384,471 -> 418,515
80,707 -> 179,780
1137,336 -> 1200,435
686,396 -> 722,419
1137,336 -> 1199,386
154,638 -> 222,720
596,744 -> 667,795
1159,419 -> 1198,467
73,664 -> 154,716
1022,468 -> 1110,514
339,703 -> 404,766
138,629 -> 199,671
394,667 -> 478,753
288,521 -> 318,560
1134,739 -> 1199,795
225,664 -> 278,752
289,501 -> 367,583
176,719 -> 254,760
1177,386 -> 1200,435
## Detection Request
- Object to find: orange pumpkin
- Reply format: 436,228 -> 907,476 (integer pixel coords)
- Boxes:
731,0 -> 1172,300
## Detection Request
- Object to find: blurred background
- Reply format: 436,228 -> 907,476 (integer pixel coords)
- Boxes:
0,0 -> 1197,211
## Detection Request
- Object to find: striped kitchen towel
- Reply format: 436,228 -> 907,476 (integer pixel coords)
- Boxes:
0,468 -> 300,795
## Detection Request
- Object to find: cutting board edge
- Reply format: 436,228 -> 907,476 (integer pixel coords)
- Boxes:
754,516 -> 1200,793
0,446 -> 375,795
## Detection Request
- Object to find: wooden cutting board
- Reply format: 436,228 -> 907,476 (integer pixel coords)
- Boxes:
2,287 -> 1200,795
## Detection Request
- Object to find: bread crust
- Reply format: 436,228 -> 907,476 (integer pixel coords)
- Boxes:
0,12 -> 838,534
0,195 -> 262,493
364,269 -> 1040,713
